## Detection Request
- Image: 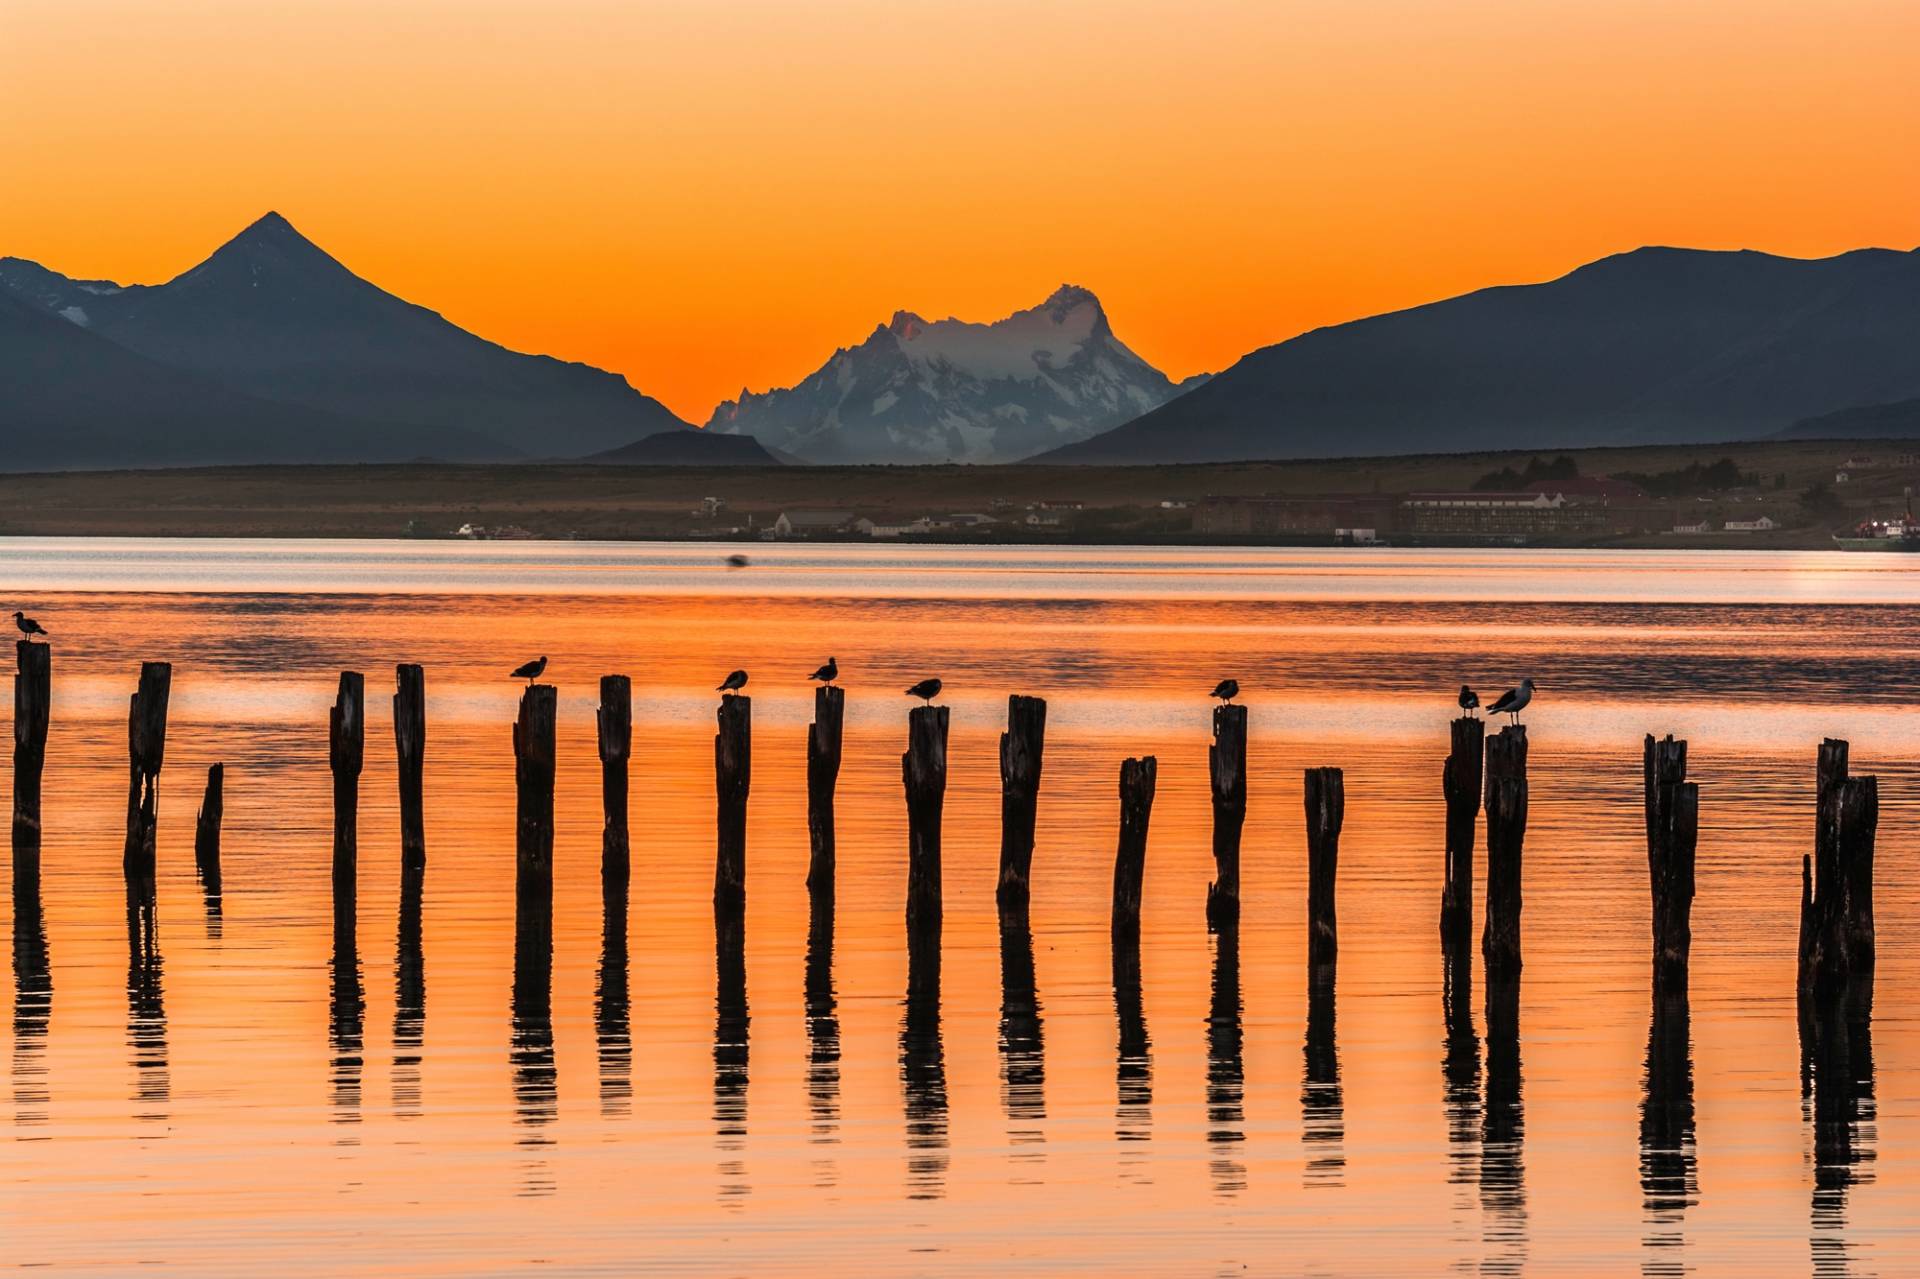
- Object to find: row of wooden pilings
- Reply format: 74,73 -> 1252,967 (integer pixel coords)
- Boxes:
8,640 -> 1878,1003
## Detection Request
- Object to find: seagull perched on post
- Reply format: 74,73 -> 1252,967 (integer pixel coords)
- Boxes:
511,656 -> 547,684
12,612 -> 48,642
1210,679 -> 1239,704
905,677 -> 942,705
1485,679 -> 1535,726
1458,685 -> 1480,717
718,669 -> 749,696
809,657 -> 838,685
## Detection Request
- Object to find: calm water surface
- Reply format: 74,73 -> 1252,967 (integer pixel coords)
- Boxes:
3,539 -> 1918,1276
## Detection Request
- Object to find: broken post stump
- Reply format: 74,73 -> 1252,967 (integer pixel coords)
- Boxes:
1801,738 -> 1876,997
1305,766 -> 1345,972
12,640 -> 51,857
330,672 -> 365,899
598,675 -> 632,889
713,693 -> 751,916
393,664 -> 427,870
1110,756 -> 1158,937
122,662 -> 173,888
806,685 -> 844,897
903,704 -> 949,935
996,695 -> 1047,909
514,683 -> 558,900
1643,734 -> 1698,992
1207,703 -> 1248,928
194,763 -> 224,889
1440,715 -> 1485,942
1482,725 -> 1528,980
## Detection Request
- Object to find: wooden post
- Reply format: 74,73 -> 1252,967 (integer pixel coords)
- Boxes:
903,705 -> 950,935
1440,716 -> 1484,942
514,684 -> 557,900
598,675 -> 632,889
1801,740 -> 1874,997
122,662 -> 172,888
806,685 -> 845,897
12,640 -> 51,856
1207,704 -> 1248,927
1305,766 -> 1345,972
1643,735 -> 1698,992
330,672 -> 365,900
193,763 -> 224,888
995,695 -> 1047,908
1482,725 -> 1528,980
1840,777 -> 1877,979
713,694 -> 751,916
393,664 -> 427,870
1110,756 -> 1158,937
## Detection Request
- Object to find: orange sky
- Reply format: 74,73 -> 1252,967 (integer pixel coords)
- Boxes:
3,0 -> 1916,424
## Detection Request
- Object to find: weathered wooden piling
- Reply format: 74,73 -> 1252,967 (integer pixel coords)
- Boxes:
122,662 -> 173,887
903,705 -> 950,935
1440,715 -> 1485,942
1481,725 -> 1528,980
514,684 -> 558,900
806,685 -> 845,897
996,695 -> 1047,908
713,694 -> 751,916
1206,703 -> 1248,927
1800,739 -> 1877,995
393,664 -> 427,870
1643,734 -> 1698,992
13,640 -> 51,855
598,675 -> 632,889
1305,766 -> 1345,971
330,672 -> 365,898
193,763 -> 224,887
1110,756 -> 1158,936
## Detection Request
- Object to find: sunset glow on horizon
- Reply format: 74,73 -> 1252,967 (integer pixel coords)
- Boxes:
4,0 -> 1917,423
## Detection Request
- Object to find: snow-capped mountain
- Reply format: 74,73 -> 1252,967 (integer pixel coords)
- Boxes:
707,285 -> 1201,463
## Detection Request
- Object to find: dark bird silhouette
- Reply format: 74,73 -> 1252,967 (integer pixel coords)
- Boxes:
13,611 -> 48,641
809,657 -> 838,684
905,677 -> 942,705
1210,678 -> 1239,703
718,669 -> 749,696
1486,678 -> 1535,725
726,554 -> 751,569
511,656 -> 548,683
1458,685 -> 1479,715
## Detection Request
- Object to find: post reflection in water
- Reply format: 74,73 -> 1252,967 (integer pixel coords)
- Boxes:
1112,927 -> 1152,1177
997,904 -> 1045,1166
1302,962 -> 1344,1189
713,911 -> 750,1204
512,894 -> 558,1197
804,892 -> 842,1183
1639,989 -> 1698,1275
1803,979 -> 1877,1277
125,886 -> 169,1126
901,926 -> 949,1201
1441,939 -> 1482,1203
12,862 -> 52,1128
596,879 -> 632,1119
1480,973 -> 1528,1275
1205,922 -> 1245,1198
392,861 -> 426,1122
329,896 -> 366,1133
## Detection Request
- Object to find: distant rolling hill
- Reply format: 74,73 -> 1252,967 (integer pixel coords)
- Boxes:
588,429 -> 780,466
1037,246 -> 1920,464
1780,396 -> 1920,441
1,212 -> 688,468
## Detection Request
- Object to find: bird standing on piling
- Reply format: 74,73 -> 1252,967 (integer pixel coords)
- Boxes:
905,677 -> 942,705
1486,678 -> 1535,725
1458,685 -> 1480,717
1211,679 -> 1239,703
511,655 -> 547,684
12,611 -> 48,642
809,657 -> 839,685
718,669 -> 749,696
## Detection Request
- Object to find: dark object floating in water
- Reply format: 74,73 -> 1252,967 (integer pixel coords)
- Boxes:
726,554 -> 750,568
13,610 -> 48,640
809,657 -> 838,685
511,655 -> 547,683
905,677 -> 942,704
1210,678 -> 1238,703
718,669 -> 749,695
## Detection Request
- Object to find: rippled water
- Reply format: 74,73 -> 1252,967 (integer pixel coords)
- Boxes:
3,540 -> 1916,1275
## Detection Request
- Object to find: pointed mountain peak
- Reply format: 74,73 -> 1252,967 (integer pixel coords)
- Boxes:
1044,283 -> 1100,311
887,309 -> 927,339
